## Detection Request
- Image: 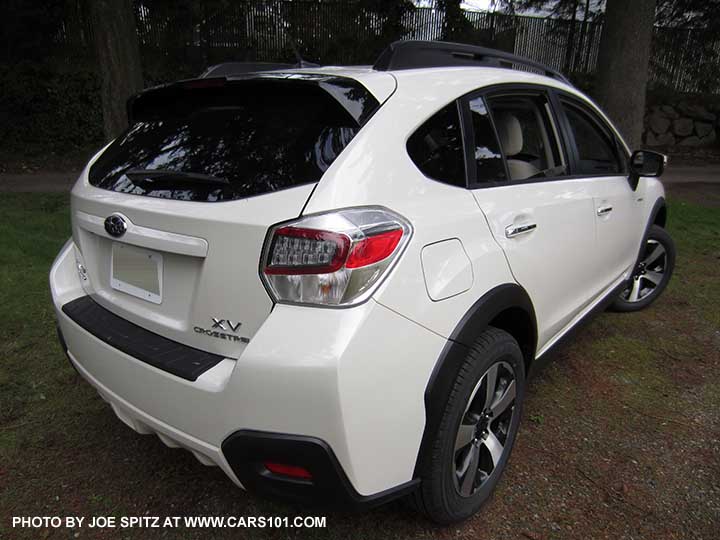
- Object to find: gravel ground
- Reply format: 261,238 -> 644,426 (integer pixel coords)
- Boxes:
0,186 -> 718,540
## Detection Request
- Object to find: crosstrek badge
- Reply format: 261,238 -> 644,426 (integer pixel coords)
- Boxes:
194,318 -> 249,344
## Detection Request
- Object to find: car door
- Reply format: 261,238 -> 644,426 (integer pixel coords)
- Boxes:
556,95 -> 642,288
464,88 -> 601,350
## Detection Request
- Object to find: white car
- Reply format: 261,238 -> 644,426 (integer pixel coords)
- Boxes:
50,41 -> 675,523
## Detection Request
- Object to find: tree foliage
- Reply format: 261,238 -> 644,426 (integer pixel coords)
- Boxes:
1,0 -> 718,162
0,0 -> 66,61
492,0 -> 603,20
655,0 -> 720,30
493,0 -> 720,29
490,0 -> 719,92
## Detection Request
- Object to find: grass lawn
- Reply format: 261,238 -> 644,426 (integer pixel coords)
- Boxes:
1,192 -> 718,539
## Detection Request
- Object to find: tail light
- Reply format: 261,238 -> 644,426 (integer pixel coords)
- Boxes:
261,207 -> 412,306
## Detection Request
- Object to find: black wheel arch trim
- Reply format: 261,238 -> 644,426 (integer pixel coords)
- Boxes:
447,282 -> 536,354
413,282 -> 536,478
222,429 -> 419,510
634,197 -> 667,272
648,196 -> 667,229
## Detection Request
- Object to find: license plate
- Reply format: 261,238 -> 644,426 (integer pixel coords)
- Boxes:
111,243 -> 163,304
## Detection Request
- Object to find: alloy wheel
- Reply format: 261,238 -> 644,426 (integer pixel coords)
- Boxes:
453,361 -> 517,497
623,239 -> 667,303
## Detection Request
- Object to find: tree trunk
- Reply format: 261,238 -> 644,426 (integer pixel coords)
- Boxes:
576,0 -> 590,72
582,4 -> 596,72
440,0 -> 465,41
562,0 -> 579,73
89,0 -> 144,140
594,0 -> 656,149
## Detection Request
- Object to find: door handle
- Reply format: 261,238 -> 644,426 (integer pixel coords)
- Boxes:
505,223 -> 537,238
597,205 -> 613,216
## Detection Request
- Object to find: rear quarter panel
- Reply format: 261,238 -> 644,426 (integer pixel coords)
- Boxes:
303,83 -> 516,341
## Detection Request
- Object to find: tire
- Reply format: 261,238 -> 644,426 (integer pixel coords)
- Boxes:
410,327 -> 525,524
611,225 -> 675,312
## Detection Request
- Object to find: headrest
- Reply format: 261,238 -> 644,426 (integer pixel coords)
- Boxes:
494,112 -> 523,156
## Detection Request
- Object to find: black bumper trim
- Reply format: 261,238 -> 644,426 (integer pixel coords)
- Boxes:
222,430 -> 419,510
61,296 -> 225,381
56,324 -> 69,354
56,323 -> 80,375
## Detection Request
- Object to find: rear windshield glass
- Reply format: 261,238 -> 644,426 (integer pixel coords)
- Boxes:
89,76 -> 380,202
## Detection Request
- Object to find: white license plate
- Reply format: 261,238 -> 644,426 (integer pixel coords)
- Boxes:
111,243 -> 163,304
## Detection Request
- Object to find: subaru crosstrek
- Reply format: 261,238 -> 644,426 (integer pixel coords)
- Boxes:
50,41 -> 675,523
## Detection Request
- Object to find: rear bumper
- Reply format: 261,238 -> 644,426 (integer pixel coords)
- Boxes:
62,295 -> 224,381
222,430 -> 419,509
50,239 -> 445,503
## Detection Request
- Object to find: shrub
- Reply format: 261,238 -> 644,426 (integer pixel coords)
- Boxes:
0,57 -> 104,160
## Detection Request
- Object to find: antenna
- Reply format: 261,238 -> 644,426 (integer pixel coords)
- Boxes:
290,40 -> 319,69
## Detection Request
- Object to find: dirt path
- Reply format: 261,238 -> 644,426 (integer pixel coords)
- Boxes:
1,163 -> 717,194
663,164 -> 720,184
665,182 -> 720,207
0,172 -> 77,192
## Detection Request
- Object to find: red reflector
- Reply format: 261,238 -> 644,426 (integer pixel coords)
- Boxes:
346,228 -> 403,269
264,461 -> 313,480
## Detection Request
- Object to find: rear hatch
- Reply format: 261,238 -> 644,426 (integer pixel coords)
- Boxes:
69,73 -> 386,358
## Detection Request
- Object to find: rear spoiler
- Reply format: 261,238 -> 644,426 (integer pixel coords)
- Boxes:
126,78 -> 228,125
127,60 -> 322,125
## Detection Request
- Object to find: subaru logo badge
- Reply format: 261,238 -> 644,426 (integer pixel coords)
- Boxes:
104,214 -> 127,238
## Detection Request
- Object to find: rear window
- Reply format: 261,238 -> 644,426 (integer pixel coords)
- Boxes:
89,76 -> 380,202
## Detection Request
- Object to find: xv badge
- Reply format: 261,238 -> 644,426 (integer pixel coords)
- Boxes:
211,318 -> 242,333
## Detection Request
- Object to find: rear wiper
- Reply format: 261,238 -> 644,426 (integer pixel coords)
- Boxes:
125,169 -> 229,185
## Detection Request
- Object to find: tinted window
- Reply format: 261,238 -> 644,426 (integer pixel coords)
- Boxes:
407,103 -> 466,187
467,97 -> 506,183
89,77 -> 379,202
562,102 -> 623,175
488,94 -> 566,181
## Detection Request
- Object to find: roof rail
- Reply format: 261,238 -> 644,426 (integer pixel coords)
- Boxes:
373,40 -> 572,85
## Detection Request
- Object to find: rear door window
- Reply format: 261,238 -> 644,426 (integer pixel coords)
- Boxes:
467,96 -> 506,183
486,93 -> 566,181
89,77 -> 380,202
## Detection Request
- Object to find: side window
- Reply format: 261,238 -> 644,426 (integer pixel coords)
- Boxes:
407,103 -> 466,187
467,97 -> 506,183
486,94 -> 566,181
561,101 -> 623,175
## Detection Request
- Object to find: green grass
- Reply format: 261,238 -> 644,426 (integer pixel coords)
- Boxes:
0,195 -> 71,432
1,192 -> 718,540
667,198 -> 720,327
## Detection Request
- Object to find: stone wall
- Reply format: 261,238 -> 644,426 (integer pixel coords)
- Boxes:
643,102 -> 720,147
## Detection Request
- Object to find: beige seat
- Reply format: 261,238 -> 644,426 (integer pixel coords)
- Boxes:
494,112 -> 540,180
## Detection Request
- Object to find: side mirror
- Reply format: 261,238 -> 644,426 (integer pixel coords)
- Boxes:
628,150 -> 667,190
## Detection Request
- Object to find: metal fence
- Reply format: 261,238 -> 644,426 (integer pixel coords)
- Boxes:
52,1 -> 720,93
